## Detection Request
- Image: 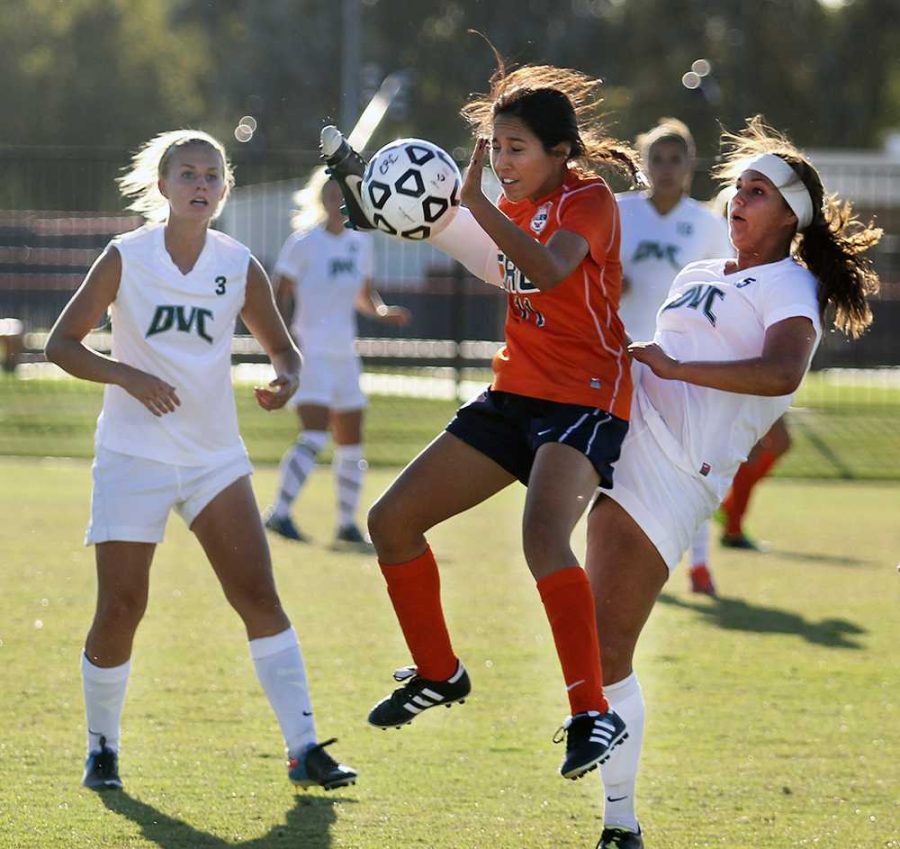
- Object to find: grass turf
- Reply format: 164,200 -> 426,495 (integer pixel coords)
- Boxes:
1,370 -> 900,477
0,459 -> 898,848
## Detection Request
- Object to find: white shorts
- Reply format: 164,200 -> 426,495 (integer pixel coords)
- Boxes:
604,396 -> 719,571
85,447 -> 253,545
292,354 -> 367,411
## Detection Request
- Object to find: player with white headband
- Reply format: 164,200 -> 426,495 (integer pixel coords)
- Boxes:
582,116 -> 881,848
712,152 -> 814,552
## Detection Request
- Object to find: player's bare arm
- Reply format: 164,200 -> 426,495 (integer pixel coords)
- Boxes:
272,272 -> 296,326
355,278 -> 412,326
460,138 -> 588,291
242,256 -> 301,411
45,247 -> 181,417
630,315 -> 817,396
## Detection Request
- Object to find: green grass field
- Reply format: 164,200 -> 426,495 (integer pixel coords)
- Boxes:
1,459 -> 898,849
2,370 -> 900,478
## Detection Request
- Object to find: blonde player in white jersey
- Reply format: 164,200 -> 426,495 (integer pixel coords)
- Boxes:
45,130 -> 356,793
583,117 -> 881,848
263,179 -> 410,548
617,118 -> 733,596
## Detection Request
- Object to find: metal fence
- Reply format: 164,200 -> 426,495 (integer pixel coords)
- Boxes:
1,146 -> 899,477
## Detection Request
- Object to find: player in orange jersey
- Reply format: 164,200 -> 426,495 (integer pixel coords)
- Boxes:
323,52 -> 642,784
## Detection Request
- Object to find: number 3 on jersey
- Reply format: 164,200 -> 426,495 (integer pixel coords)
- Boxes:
512,295 -> 545,328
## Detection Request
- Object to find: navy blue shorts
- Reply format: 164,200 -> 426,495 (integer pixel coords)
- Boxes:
445,388 -> 628,487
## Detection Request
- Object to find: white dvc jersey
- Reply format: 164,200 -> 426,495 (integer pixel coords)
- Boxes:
95,223 -> 250,466
637,256 -> 822,499
274,226 -> 374,357
617,192 -> 732,342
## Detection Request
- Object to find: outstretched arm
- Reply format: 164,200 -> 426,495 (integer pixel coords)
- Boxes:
241,257 -> 302,411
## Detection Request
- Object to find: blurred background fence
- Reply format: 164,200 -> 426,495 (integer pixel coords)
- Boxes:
1,145 -> 899,479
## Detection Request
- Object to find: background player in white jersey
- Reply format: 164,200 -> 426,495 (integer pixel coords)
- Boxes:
44,130 -> 356,793
617,118 -> 733,595
263,179 -> 410,548
583,117 -> 881,848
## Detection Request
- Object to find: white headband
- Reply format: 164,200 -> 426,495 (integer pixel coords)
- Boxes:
739,152 -> 814,231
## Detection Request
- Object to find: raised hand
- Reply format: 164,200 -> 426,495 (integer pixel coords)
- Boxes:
460,137 -> 489,209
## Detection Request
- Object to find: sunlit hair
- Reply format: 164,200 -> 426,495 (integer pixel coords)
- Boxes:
460,37 -> 642,185
637,117 -> 696,161
290,176 -> 331,233
116,130 -> 234,223
713,115 -> 881,338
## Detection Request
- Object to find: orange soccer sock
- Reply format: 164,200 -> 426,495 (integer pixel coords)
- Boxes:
379,546 -> 458,682
537,565 -> 608,715
723,449 -> 779,535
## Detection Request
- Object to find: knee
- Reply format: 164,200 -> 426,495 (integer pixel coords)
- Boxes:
96,591 -> 147,631
367,495 -> 404,550
773,427 -> 792,456
522,516 -> 569,572
225,574 -> 279,611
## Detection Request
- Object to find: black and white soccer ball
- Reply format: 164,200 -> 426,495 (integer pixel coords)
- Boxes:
362,138 -> 461,239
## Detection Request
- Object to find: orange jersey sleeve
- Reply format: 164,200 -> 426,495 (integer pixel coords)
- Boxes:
491,172 -> 632,420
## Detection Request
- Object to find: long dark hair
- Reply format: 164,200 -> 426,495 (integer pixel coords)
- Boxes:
460,39 -> 641,185
714,116 -> 881,338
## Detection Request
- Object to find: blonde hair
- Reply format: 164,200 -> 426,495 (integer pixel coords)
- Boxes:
636,117 -> 696,161
290,177 -> 329,233
117,130 -> 234,223
714,116 -> 881,338
460,40 -> 642,185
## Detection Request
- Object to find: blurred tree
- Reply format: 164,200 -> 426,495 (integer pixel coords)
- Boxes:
0,0 -> 896,176
0,0 -> 210,147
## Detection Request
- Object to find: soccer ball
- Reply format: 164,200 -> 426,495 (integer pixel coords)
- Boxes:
362,138 -> 460,239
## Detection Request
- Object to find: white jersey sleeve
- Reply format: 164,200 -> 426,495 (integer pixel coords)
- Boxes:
757,265 -> 821,330
274,231 -> 311,282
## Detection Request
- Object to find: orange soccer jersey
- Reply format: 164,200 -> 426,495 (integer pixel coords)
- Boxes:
492,171 -> 632,420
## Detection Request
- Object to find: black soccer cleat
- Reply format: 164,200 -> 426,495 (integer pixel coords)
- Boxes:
319,125 -> 375,231
287,738 -> 357,791
263,509 -> 312,543
334,523 -> 375,551
368,662 -> 471,728
554,709 -> 628,780
720,531 -> 769,551
596,825 -> 644,849
81,736 -> 123,791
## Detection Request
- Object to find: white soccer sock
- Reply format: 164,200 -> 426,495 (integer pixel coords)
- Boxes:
249,626 -> 316,756
600,672 -> 645,832
82,652 -> 131,754
333,443 -> 366,529
273,430 -> 328,518
690,520 -> 711,567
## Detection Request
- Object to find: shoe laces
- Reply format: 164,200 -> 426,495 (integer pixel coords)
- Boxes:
552,710 -> 601,745
384,666 -> 427,705
392,666 -> 418,684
